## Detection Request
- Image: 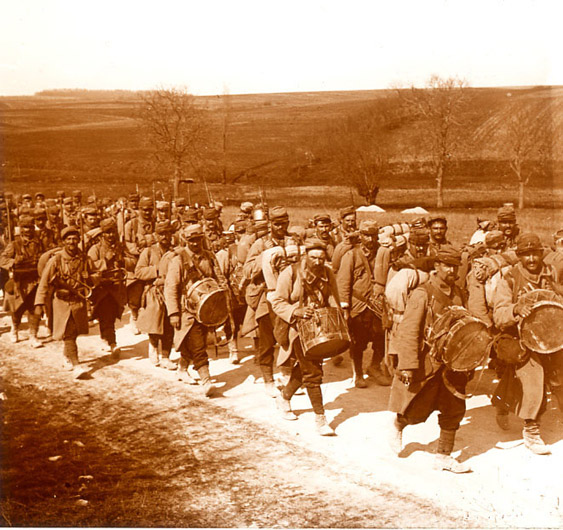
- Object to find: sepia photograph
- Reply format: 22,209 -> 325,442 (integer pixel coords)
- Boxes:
1,0 -> 562,527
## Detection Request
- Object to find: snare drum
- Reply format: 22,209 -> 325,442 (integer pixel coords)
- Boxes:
297,307 -> 350,360
520,300 -> 563,354
185,278 -> 228,327
429,306 -> 492,371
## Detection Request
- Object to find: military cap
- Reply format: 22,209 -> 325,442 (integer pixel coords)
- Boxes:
72,190 -> 82,198
313,213 -> 331,224
359,220 -> 378,235
155,220 -> 174,234
34,192 -> 45,200
234,220 -> 247,232
139,197 -> 154,209
182,209 -> 199,223
61,226 -> 80,240
435,244 -> 462,266
57,190 -> 66,198
63,197 -> 73,205
45,198 -> 57,207
254,220 -> 269,235
410,217 -> 428,229
240,201 -> 254,213
156,200 -> 169,211
340,205 -> 356,219
497,204 -> 516,222
203,208 -> 219,220
553,229 -> 563,243
269,206 -> 289,221
304,238 -> 327,252
468,243 -> 487,260
428,216 -> 447,226
412,256 -> 436,272
22,193 -> 33,201
485,230 -> 504,248
47,206 -> 60,215
289,225 -> 306,239
100,218 -> 117,233
175,197 -> 187,207
183,223 -> 204,240
409,227 -> 430,244
516,233 -> 543,255
18,214 -> 34,227
86,227 -> 102,240
82,206 -> 98,216
86,195 -> 97,205
33,207 -> 47,219
128,192 -> 140,201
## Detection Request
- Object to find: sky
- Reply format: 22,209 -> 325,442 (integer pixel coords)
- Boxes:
1,0 -> 561,96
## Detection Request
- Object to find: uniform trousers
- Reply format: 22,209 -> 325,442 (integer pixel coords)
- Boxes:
148,315 -> 174,356
10,286 -> 40,331
398,369 -> 467,432
257,312 -> 277,381
349,308 -> 385,374
63,313 -> 80,364
96,294 -> 120,346
127,281 -> 145,318
178,322 -> 209,371
281,339 -> 325,414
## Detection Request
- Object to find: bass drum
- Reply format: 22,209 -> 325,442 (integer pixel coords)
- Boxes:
186,278 -> 228,327
518,290 -> 563,354
297,307 -> 350,360
428,306 -> 492,371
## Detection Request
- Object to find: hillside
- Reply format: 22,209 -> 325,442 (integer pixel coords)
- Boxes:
1,86 -> 562,200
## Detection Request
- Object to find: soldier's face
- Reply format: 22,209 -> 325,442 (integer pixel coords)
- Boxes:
342,215 -> 356,231
103,231 -> 117,245
271,219 -> 289,239
360,232 -> 377,251
21,225 -> 34,239
187,236 -> 203,253
85,214 -> 99,227
64,234 -> 80,254
410,242 -> 428,257
156,209 -> 168,221
305,249 -> 326,275
140,207 -> 153,220
35,217 -> 46,229
316,221 -> 331,240
435,261 -> 458,286
430,222 -> 447,242
519,250 -> 543,274
499,220 -> 515,237
157,232 -> 172,248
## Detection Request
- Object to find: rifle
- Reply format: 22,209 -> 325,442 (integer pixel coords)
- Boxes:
5,199 -> 13,243
152,181 -> 157,219
203,176 -> 214,207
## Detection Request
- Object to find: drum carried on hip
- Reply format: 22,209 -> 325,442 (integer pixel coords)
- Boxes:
186,278 -> 228,327
297,307 -> 350,360
518,289 -> 563,354
427,306 -> 492,371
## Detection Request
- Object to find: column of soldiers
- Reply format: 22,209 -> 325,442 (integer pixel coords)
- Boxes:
1,192 -> 562,471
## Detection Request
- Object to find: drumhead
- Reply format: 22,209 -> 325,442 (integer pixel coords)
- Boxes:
306,337 -> 350,359
520,301 -> 563,354
197,290 -> 228,327
443,318 -> 491,371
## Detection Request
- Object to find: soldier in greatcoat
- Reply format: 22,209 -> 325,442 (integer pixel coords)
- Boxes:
490,233 -> 563,455
164,224 -> 227,397
35,226 -> 94,379
135,220 -> 177,370
387,246 -> 472,473
0,215 -> 44,346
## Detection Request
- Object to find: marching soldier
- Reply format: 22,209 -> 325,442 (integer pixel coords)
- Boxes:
388,245 -> 472,473
332,206 -> 357,246
35,226 -> 94,379
490,233 -> 563,454
135,220 -> 177,370
61,197 -> 78,227
164,224 -> 228,396
0,215 -> 44,346
243,206 -> 301,395
496,204 -> 520,252
34,208 -> 57,251
271,239 -> 343,435
305,214 -> 337,261
428,216 -> 451,256
337,220 -> 389,388
88,218 -> 130,357
124,196 -> 156,333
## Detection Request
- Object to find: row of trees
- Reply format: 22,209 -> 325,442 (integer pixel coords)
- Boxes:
136,79 -> 558,209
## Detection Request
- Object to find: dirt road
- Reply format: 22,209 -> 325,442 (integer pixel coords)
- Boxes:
1,314 -> 562,527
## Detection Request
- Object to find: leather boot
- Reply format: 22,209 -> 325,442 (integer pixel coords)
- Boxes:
434,429 -> 471,473
523,421 -> 551,455
9,323 -> 19,344
148,343 -> 160,366
389,416 -> 404,455
228,340 -> 240,364
353,364 -> 367,388
315,414 -> 336,436
276,394 -> 297,421
367,363 -> 392,386
197,365 -> 215,397
496,410 -> 510,431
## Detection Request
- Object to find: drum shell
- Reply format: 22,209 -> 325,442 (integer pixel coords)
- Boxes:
297,307 -> 350,360
186,278 -> 228,327
519,301 -> 563,354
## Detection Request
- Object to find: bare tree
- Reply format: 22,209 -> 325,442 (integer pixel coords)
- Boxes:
495,97 -> 554,209
137,87 -> 211,199
397,76 -> 472,208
